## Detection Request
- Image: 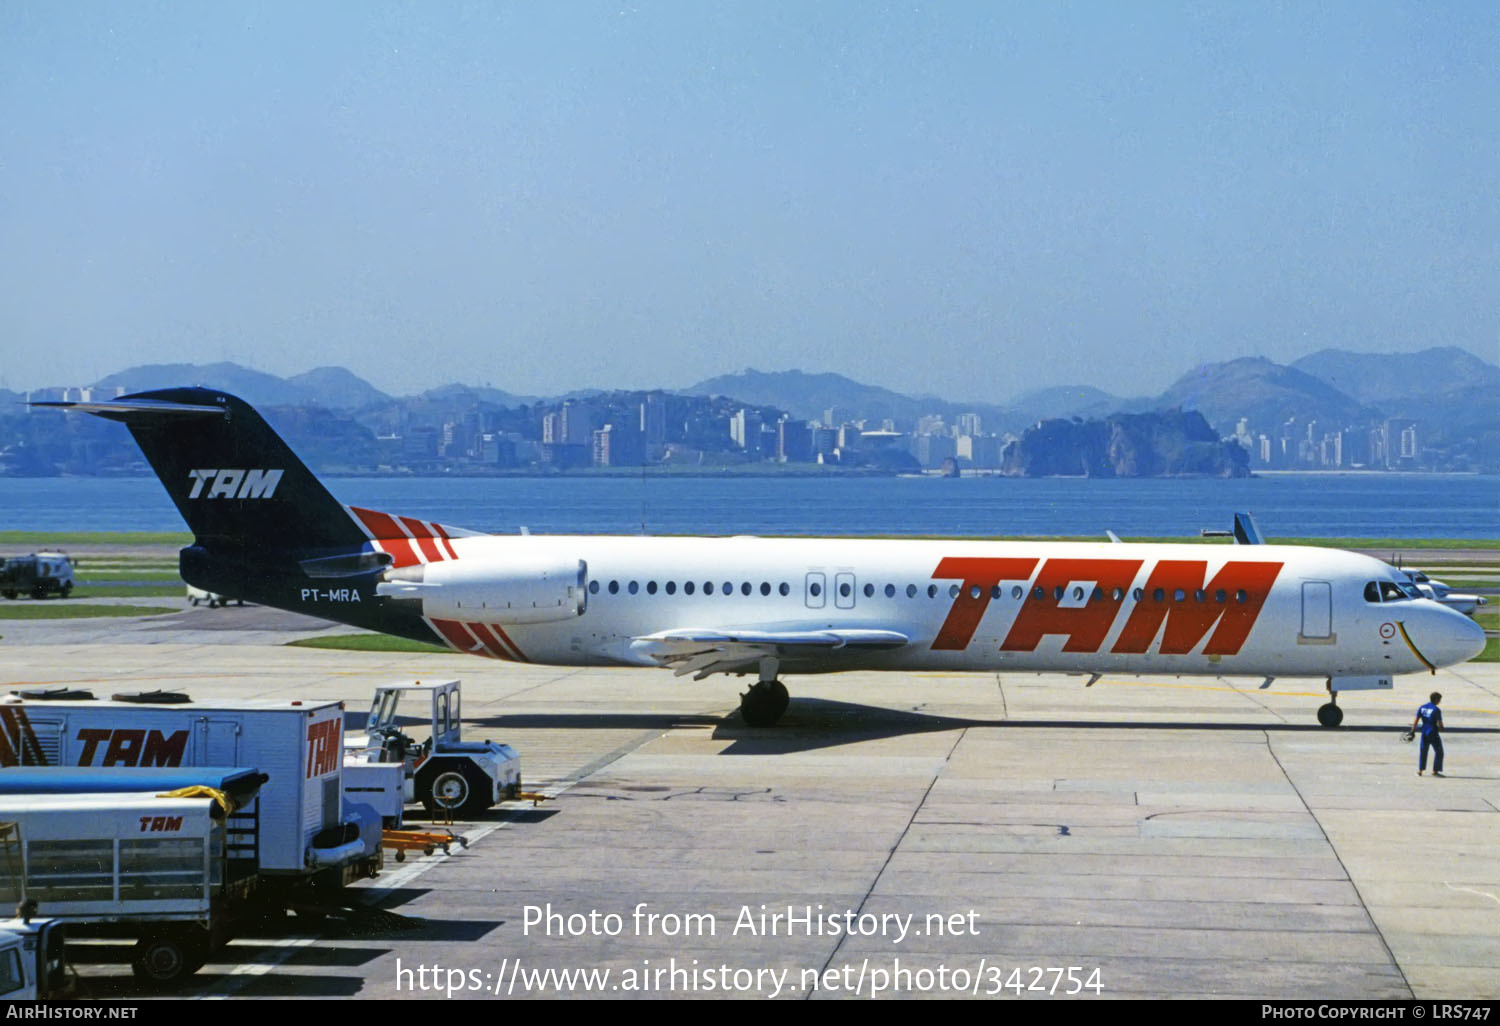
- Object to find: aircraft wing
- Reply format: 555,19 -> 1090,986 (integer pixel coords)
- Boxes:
630,627 -> 909,680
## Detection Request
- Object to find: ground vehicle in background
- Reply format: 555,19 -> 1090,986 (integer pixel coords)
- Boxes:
0,553 -> 75,599
345,680 -> 521,817
186,583 -> 242,607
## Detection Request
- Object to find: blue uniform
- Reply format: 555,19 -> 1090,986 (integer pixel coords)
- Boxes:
1415,701 -> 1444,773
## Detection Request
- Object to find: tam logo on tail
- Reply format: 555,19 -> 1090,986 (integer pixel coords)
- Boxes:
187,468 -> 284,500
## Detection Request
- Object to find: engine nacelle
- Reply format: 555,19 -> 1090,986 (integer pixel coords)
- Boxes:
376,556 -> 587,625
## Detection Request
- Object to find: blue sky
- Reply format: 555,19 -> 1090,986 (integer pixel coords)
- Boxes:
2,2 -> 1495,401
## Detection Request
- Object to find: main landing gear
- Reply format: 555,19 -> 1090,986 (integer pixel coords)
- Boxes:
740,657 -> 789,726
740,680 -> 789,727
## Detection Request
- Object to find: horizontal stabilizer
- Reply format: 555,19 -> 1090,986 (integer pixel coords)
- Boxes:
30,398 -> 228,419
44,387 -> 369,552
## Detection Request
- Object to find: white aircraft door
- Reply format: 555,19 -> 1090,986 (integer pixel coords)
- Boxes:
834,572 -> 856,609
1300,581 -> 1334,643
805,572 -> 826,609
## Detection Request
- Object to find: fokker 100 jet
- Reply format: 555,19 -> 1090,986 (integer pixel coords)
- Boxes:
44,389 -> 1486,727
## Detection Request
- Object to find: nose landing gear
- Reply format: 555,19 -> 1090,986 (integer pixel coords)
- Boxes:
1317,686 -> 1343,728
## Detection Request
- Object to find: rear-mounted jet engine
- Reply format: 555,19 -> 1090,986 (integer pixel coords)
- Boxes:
376,557 -> 587,625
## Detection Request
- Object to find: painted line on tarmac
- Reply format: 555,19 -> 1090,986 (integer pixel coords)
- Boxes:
200,720 -> 677,998
199,809 -> 533,1000
1444,883 -> 1500,907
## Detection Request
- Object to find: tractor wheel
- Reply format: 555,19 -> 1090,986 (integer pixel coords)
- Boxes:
420,762 -> 494,818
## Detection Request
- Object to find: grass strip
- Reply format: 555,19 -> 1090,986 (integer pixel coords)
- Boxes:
73,584 -> 186,598
0,531 -> 191,545
0,603 -> 178,620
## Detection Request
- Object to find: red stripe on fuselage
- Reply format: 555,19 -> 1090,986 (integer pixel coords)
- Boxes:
431,618 -> 486,655
432,524 -> 459,560
351,507 -> 420,568
469,622 -> 517,661
400,517 -> 445,563
491,623 -> 528,662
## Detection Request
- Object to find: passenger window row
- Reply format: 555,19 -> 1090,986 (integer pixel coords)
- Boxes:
590,579 -> 794,597
587,578 -> 1253,604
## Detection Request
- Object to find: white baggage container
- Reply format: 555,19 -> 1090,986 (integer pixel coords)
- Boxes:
0,695 -> 361,877
0,793 -> 242,985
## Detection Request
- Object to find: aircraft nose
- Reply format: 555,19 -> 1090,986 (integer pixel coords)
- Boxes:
1417,608 -> 1489,669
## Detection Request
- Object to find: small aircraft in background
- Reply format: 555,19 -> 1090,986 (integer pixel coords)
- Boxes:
1397,568 -> 1488,617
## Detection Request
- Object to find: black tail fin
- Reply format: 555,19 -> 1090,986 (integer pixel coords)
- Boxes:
43,387 -> 367,555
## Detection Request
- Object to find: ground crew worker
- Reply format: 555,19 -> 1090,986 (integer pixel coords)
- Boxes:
1413,692 -> 1444,777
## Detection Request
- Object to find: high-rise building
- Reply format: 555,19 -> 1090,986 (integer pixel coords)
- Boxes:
560,401 -> 593,446
777,417 -> 813,463
1400,423 -> 1420,461
731,409 -> 764,455
811,426 -> 837,460
640,395 -> 666,448
917,414 -> 946,436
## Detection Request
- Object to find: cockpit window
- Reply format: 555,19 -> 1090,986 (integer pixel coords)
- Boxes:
1368,580 -> 1416,602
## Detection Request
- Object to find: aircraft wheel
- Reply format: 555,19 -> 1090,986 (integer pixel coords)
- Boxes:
769,680 -> 789,720
740,681 -> 789,727
1317,702 -> 1344,728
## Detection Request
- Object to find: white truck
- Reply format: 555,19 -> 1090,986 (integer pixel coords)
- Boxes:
0,915 -> 71,999
345,680 -> 522,817
0,552 -> 75,600
0,793 -> 241,986
0,691 -> 382,889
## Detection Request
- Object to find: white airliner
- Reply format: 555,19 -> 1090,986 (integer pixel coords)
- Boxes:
44,389 -> 1487,728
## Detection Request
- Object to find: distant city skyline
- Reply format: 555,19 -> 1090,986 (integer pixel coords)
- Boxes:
3,3 -> 1496,401
7,342 -> 1494,410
